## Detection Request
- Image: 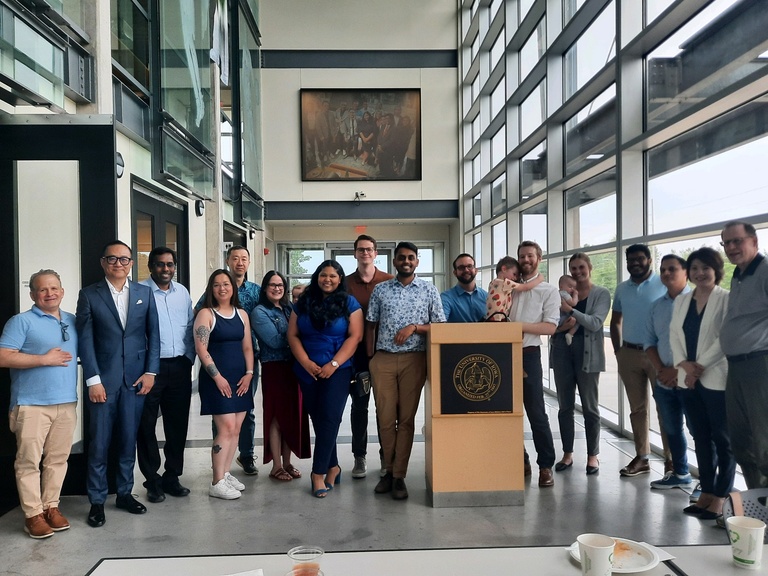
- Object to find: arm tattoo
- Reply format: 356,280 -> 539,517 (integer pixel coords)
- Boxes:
205,363 -> 220,377
195,325 -> 210,345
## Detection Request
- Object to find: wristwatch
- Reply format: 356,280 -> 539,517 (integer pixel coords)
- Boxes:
331,360 -> 339,368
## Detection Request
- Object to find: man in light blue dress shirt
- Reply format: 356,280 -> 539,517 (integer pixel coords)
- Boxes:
440,253 -> 488,323
138,247 -> 195,503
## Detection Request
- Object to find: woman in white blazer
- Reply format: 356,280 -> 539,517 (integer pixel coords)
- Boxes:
670,247 -> 735,520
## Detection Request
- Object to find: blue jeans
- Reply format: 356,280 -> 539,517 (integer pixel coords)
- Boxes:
652,383 -> 689,476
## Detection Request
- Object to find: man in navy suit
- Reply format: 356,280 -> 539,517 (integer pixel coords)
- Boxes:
76,240 -> 160,527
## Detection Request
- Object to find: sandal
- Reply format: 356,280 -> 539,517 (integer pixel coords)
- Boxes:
269,467 -> 293,482
284,464 -> 302,479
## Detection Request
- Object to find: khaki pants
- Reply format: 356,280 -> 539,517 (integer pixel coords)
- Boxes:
370,351 -> 426,479
9,403 -> 77,518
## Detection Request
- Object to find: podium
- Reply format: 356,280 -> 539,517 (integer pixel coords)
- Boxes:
425,322 -> 524,508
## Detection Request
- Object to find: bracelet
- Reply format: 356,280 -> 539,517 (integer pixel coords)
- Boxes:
245,370 -> 254,375
412,324 -> 417,335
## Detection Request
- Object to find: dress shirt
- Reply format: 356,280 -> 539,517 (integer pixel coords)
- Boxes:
107,279 -> 129,329
367,276 -> 446,353
440,284 -> 488,323
612,273 -> 666,345
509,281 -> 560,348
644,287 -> 690,371
141,278 -> 194,362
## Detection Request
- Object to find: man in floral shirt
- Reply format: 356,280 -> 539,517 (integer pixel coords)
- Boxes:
367,241 -> 446,500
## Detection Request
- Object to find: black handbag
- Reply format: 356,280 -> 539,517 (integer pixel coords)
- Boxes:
353,371 -> 371,396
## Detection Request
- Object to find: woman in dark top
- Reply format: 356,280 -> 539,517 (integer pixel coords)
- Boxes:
251,271 -> 311,482
194,269 -> 254,500
287,260 -> 363,498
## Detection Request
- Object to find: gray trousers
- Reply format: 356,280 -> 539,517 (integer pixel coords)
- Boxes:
551,333 -> 601,456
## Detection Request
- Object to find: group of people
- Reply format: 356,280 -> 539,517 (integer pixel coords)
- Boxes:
2,220 -> 766,539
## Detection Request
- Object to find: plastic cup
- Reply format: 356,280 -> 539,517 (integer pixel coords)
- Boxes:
727,516 -> 766,570
577,533 -> 615,576
287,545 -> 324,576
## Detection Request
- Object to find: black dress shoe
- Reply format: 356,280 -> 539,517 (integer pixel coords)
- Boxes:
116,494 -> 147,514
392,477 -> 409,500
162,479 -> 190,498
87,504 -> 105,528
555,461 -> 573,472
144,481 -> 165,503
586,464 -> 600,475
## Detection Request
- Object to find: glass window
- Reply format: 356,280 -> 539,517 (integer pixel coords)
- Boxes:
473,232 -> 483,268
490,79 -> 505,119
647,100 -> 768,235
491,126 -> 506,167
521,202 -> 548,253
519,0 -> 535,21
471,114 -> 481,145
492,220 -> 507,263
563,1 -> 615,99
471,75 -> 481,104
490,29 -> 505,71
471,33 -> 480,61
520,140 -> 547,200
111,0 -> 150,90
473,194 -> 482,227
160,129 -> 215,199
239,8 -> 263,196
472,155 -> 482,186
160,0 -> 214,151
520,17 -> 546,81
646,0 -> 768,130
520,79 -> 546,140
564,84 -> 616,175
645,0 -> 674,26
491,174 -> 506,216
564,0 -> 588,22
565,169 -> 617,249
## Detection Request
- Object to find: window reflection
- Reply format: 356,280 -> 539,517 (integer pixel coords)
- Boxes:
565,170 -> 617,249
564,85 -> 616,175
520,140 -> 547,200
564,1 -> 615,99
520,17 -> 546,81
520,80 -> 546,140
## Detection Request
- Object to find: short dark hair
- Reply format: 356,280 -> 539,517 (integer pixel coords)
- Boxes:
517,241 -> 542,259
687,247 -> 725,285
102,240 -> 132,257
625,244 -> 651,259
203,269 -> 240,309
354,234 -> 377,251
258,270 -> 290,308
723,220 -> 757,238
395,241 -> 419,257
227,245 -> 250,258
661,254 -> 687,269
495,256 -> 519,274
452,253 -> 475,270
148,246 -> 177,267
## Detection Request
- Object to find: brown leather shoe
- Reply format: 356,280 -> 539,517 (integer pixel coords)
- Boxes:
664,459 -> 674,475
392,477 -> 409,500
620,456 -> 650,477
374,472 -> 393,494
524,461 -> 532,477
538,467 -> 554,487
24,513 -> 53,539
43,507 -> 70,531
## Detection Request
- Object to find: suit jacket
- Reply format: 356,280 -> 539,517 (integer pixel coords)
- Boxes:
670,285 -> 729,391
76,279 -> 160,393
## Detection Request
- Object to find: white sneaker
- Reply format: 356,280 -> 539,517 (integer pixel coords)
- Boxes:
224,472 -> 245,491
209,478 -> 241,500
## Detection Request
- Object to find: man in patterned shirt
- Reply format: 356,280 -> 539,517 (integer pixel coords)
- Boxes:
195,245 -> 261,475
367,242 -> 446,500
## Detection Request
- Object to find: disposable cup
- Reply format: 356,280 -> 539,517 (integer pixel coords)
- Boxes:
577,533 -> 615,576
284,570 -> 323,576
727,516 -> 766,570
287,545 -> 324,576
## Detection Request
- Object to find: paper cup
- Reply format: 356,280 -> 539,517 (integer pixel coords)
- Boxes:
727,516 -> 766,570
287,545 -> 324,576
577,533 -> 615,576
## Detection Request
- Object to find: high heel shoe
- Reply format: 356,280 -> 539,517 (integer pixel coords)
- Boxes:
310,473 -> 327,498
324,466 -> 342,490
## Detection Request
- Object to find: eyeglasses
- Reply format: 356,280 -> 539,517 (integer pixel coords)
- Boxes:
267,283 -> 285,289
356,247 -> 375,254
720,237 -> 751,248
153,261 -> 176,268
456,265 -> 475,271
102,256 -> 132,266
60,322 -> 70,342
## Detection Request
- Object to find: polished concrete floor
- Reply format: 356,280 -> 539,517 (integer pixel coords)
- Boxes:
2,390 -> 741,576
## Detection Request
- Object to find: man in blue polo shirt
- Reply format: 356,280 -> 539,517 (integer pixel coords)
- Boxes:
0,270 -> 78,539
610,244 -> 668,477
440,254 -> 488,323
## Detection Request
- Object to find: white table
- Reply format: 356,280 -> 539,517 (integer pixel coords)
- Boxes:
87,544 -> 768,575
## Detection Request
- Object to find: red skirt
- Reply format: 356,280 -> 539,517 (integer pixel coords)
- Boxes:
261,360 -> 312,463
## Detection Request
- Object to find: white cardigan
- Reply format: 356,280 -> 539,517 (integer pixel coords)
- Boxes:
669,285 -> 729,391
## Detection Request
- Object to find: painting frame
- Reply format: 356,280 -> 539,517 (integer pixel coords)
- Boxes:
300,88 -> 421,182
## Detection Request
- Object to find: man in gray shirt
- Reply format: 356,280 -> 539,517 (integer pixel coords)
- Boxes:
720,221 -> 768,488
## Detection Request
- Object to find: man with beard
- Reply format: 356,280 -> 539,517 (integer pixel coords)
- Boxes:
509,241 -> 560,487
610,244 -> 667,477
440,253 -> 488,323
367,242 -> 446,500
719,221 -> 768,488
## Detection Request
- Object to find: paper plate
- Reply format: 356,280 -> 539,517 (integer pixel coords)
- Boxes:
569,537 -> 660,573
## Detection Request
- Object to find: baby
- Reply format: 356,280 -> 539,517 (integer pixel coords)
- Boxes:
558,274 -> 579,345
485,256 -> 541,322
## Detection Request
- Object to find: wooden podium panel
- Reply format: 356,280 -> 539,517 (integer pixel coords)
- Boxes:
425,323 -> 524,507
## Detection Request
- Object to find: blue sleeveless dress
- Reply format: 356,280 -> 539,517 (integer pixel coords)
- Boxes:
199,309 -> 254,415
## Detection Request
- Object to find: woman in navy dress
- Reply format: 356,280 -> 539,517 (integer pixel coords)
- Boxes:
251,271 -> 311,482
194,269 -> 254,500
288,260 -> 363,498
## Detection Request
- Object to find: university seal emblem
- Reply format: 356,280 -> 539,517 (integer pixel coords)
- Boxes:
452,354 -> 501,401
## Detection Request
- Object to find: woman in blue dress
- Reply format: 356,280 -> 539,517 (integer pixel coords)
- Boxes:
194,269 -> 255,500
288,260 -> 363,498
